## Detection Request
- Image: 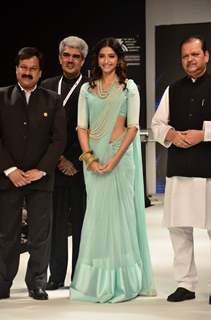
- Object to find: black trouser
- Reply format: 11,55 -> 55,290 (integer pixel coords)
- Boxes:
49,174 -> 85,283
0,188 -> 52,294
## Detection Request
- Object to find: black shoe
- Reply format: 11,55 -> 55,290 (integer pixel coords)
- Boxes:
46,280 -> 64,290
0,291 -> 10,299
167,287 -> 195,302
28,288 -> 48,300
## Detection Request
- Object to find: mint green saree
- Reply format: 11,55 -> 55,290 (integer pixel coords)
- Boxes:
70,80 -> 155,303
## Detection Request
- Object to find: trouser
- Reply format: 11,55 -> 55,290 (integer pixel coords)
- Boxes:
169,227 -> 211,291
0,189 -> 52,294
49,174 -> 85,283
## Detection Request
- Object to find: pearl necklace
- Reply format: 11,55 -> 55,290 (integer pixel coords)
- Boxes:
97,78 -> 117,98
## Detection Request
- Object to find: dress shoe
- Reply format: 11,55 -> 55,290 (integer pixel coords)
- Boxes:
46,280 -> 64,290
28,288 -> 48,300
167,287 -> 195,302
0,291 -> 10,299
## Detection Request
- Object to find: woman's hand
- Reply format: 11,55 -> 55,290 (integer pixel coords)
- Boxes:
100,157 -> 119,174
88,161 -> 104,174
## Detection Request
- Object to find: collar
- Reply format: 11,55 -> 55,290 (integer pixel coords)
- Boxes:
18,83 -> 37,94
62,73 -> 81,84
188,68 -> 208,82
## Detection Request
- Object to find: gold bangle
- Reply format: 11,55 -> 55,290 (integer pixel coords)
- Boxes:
79,150 -> 98,169
79,150 -> 93,161
82,153 -> 93,163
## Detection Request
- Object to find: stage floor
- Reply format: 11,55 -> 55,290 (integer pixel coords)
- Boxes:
1,202 -> 210,320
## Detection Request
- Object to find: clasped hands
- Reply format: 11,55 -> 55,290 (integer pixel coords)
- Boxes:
88,157 -> 118,175
57,155 -> 78,176
8,168 -> 45,187
172,129 -> 204,148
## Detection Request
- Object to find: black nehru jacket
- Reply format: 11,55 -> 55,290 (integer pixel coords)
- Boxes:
0,85 -> 66,191
167,72 -> 211,178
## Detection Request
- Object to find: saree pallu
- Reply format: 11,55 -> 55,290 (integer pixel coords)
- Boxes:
71,83 -> 155,303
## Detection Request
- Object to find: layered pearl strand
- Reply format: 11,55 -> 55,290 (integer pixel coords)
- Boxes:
89,77 -> 119,141
96,78 -> 117,98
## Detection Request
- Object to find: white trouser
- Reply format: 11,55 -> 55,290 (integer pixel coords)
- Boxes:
169,227 -> 211,292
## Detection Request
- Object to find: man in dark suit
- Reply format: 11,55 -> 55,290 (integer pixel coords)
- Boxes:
0,47 -> 66,300
41,36 -> 88,290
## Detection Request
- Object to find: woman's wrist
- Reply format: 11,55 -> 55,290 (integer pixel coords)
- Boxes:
79,150 -> 99,170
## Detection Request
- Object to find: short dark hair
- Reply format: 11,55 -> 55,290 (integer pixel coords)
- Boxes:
15,47 -> 43,69
180,35 -> 207,53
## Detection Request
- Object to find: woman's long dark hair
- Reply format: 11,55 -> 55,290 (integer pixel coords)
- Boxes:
89,37 -> 127,88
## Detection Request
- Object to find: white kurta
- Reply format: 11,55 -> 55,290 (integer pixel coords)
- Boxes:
151,86 -> 211,229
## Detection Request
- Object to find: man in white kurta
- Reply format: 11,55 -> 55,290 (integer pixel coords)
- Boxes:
151,36 -> 211,303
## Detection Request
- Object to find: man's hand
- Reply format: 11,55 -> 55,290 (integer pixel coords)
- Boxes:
181,130 -> 204,146
172,131 -> 192,148
57,155 -> 78,176
8,169 -> 31,187
24,169 -> 45,181
166,128 -> 204,148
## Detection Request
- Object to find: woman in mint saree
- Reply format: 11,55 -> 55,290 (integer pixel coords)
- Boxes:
70,37 -> 155,303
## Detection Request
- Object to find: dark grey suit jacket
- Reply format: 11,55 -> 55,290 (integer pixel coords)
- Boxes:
41,75 -> 86,187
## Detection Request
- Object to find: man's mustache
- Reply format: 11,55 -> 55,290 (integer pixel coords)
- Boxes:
22,74 -> 33,80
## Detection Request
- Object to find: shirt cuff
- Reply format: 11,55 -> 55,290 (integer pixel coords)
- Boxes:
4,166 -> 17,176
203,121 -> 211,141
162,126 -> 174,148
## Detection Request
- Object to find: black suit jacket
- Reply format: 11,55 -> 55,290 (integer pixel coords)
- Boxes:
0,84 -> 66,191
41,75 -> 86,187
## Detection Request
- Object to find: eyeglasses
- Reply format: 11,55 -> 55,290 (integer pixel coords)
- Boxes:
18,65 -> 40,72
